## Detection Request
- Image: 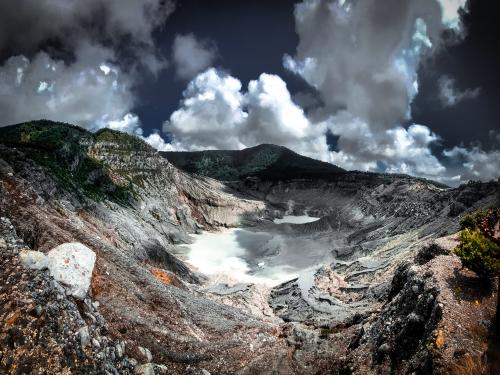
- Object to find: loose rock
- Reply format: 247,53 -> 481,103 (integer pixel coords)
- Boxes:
47,242 -> 96,299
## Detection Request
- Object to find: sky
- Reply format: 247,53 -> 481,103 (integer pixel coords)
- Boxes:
0,0 -> 498,186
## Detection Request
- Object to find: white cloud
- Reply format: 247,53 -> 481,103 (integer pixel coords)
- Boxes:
438,75 -> 481,107
107,113 -> 141,135
142,132 -> 175,151
155,1 -> 495,186
285,0 -> 446,129
444,146 -> 500,183
0,0 -> 175,134
161,68 -> 445,180
243,73 -> 329,160
0,0 -> 174,75
172,34 -> 218,80
325,113 -> 445,177
437,0 -> 467,29
163,69 -> 330,158
0,45 -> 140,133
164,68 -> 247,150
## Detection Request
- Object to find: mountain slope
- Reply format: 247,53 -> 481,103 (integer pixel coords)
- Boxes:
162,144 -> 346,181
0,120 -> 498,374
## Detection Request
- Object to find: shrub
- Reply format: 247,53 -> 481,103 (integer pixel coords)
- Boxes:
455,229 -> 499,279
459,209 -> 488,230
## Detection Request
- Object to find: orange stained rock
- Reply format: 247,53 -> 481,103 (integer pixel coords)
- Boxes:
151,267 -> 182,288
5,310 -> 21,327
435,329 -> 445,349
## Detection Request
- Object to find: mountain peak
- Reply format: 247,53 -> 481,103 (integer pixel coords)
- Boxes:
162,143 -> 345,181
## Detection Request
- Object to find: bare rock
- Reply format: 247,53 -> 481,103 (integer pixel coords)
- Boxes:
134,363 -> 155,375
138,346 -> 153,363
47,242 -> 96,299
19,249 -> 48,270
78,326 -> 90,347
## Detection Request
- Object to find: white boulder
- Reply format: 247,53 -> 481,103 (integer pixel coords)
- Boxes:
47,242 -> 96,299
19,250 -> 48,270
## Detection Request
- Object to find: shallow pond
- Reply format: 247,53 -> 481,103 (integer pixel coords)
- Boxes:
179,215 -> 327,286
273,215 -> 320,224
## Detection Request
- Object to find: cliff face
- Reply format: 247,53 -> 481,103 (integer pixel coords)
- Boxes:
0,121 -> 498,374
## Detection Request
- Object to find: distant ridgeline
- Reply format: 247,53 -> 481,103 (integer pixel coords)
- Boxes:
162,144 -> 346,181
0,120 -> 449,189
162,145 -> 449,188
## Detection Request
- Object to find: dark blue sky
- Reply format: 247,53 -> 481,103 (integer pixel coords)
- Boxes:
135,0 -> 307,134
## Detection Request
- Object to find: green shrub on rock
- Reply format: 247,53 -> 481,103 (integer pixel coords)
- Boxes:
459,209 -> 488,230
455,229 -> 499,279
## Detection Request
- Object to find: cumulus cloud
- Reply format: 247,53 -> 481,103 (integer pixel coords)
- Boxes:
0,0 -> 174,132
444,146 -> 500,183
163,69 -> 330,157
158,0 -> 495,185
142,132 -> 175,151
272,0 -> 496,184
0,45 -> 140,133
161,68 -> 446,179
438,75 -> 481,107
164,68 -> 247,150
326,114 -> 445,177
243,74 -> 329,160
172,34 -> 218,80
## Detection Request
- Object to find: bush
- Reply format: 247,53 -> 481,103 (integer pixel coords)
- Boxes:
460,209 -> 488,230
455,229 -> 499,279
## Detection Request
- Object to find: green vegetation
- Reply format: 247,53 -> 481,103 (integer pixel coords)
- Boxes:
454,207 -> 500,331
243,147 -> 280,175
94,128 -> 153,152
460,209 -> 488,230
0,120 -> 141,204
455,208 -> 500,279
194,155 -> 237,180
164,143 -> 346,182
455,229 -> 499,278
0,120 -> 88,150
192,147 -> 282,180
